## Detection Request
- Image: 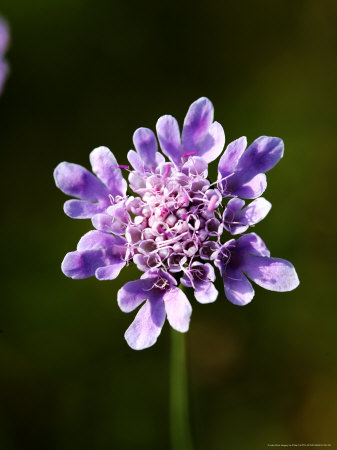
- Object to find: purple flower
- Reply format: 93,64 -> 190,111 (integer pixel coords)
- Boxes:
214,233 -> 299,306
0,17 -> 10,95
55,97 -> 299,350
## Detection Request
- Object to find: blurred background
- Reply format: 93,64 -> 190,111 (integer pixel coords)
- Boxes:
0,0 -> 336,449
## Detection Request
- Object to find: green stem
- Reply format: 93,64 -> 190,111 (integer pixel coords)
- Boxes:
170,326 -> 193,450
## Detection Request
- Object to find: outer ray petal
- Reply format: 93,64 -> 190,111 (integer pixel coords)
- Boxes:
164,287 -> 192,332
117,279 -> 154,312
182,97 -> 214,152
54,162 -> 107,201
64,199 -> 104,219
133,128 -> 158,169
90,146 -> 127,197
156,115 -> 182,165
244,255 -> 300,292
125,299 -> 166,350
223,271 -> 255,306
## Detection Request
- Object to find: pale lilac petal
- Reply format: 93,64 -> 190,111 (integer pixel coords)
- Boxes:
156,115 -> 182,165
225,197 -> 246,214
155,152 -> 166,167
228,173 -> 267,199
198,121 -> 225,163
239,233 -> 271,257
89,146 -> 127,197
132,254 -> 148,272
106,204 -> 130,234
244,255 -> 300,292
54,162 -> 107,201
204,263 -> 216,282
218,137 -> 247,178
194,281 -> 218,304
61,249 -> 106,279
183,156 -> 208,176
242,197 -> 271,225
133,128 -> 158,168
223,198 -> 247,234
237,233 -> 270,257
91,213 -> 113,232
95,259 -> 126,280
124,299 -> 166,350
64,199 -> 104,219
128,172 -> 146,192
77,230 -> 126,257
117,279 -> 155,312
235,136 -> 284,181
127,150 -> 145,173
163,287 -> 192,332
223,271 -> 255,306
182,97 -> 214,151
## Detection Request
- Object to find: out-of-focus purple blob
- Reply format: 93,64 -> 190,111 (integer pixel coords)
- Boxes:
0,17 -> 10,95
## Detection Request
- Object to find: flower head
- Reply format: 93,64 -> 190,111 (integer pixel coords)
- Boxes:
55,97 -> 299,349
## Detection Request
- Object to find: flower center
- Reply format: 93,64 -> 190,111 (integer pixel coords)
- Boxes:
124,161 -> 224,273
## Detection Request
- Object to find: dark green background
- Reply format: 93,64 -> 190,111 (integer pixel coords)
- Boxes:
1,1 -> 336,449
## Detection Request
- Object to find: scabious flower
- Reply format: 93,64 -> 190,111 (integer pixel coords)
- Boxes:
54,97 -> 299,350
0,17 -> 9,95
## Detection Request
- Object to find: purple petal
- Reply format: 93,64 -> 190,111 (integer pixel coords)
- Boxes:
194,281 -> 218,304
95,259 -> 126,280
124,299 -> 166,350
237,233 -> 270,257
242,197 -> 271,225
203,262 -> 216,282
106,204 -> 130,234
198,121 -> 225,163
244,255 -> 299,292
128,172 -> 146,192
54,162 -> 107,201
218,137 -> 247,178
127,150 -> 145,173
64,199 -> 105,219
223,271 -> 255,306
117,278 -> 155,312
228,173 -> 267,199
164,287 -> 192,332
156,115 -> 182,165
91,213 -> 114,232
133,128 -> 158,168
223,198 -> 247,234
77,230 -> 126,257
235,136 -> 284,182
89,146 -> 127,197
182,156 -> 208,176
61,249 -> 106,279
182,97 -> 214,152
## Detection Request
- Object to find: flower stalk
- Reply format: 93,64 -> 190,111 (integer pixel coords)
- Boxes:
170,326 -> 193,450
